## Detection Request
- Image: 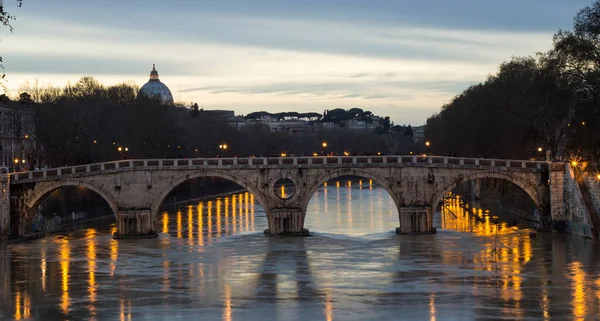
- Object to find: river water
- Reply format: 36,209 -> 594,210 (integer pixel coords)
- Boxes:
2,179 -> 600,320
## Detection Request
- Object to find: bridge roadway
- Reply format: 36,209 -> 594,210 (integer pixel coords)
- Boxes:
0,155 -> 567,239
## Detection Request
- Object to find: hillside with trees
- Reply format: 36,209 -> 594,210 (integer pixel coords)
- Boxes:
8,78 -> 418,167
425,1 -> 600,162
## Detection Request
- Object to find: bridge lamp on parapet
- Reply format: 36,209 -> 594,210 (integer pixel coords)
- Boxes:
425,141 -> 430,155
321,142 -> 328,155
117,146 -> 129,159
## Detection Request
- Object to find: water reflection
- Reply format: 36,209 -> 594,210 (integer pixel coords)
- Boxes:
2,183 -> 600,320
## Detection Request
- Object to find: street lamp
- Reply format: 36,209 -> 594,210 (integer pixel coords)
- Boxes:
537,147 -> 543,160
117,146 -> 128,159
425,141 -> 430,155
322,142 -> 328,156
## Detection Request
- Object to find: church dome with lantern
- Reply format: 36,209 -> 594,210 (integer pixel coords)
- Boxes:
137,64 -> 174,104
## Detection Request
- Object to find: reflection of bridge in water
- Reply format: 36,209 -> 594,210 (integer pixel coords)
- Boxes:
1,155 -> 567,239
3,183 -> 600,320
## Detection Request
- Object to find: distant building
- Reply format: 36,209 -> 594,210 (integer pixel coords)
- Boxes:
137,64 -> 174,104
412,125 -> 426,143
0,103 -> 38,168
200,109 -> 235,119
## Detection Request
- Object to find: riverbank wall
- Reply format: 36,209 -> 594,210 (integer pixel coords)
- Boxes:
562,166 -> 595,238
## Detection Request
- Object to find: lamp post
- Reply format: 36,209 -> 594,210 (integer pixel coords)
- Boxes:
322,142 -> 327,156
118,146 -> 128,159
425,141 -> 430,155
219,144 -> 228,157
537,147 -> 543,160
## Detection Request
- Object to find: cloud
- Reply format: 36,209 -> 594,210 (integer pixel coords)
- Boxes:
4,0 -> 590,125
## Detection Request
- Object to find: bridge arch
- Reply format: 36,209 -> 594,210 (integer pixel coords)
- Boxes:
300,168 -> 400,216
150,169 -> 270,224
22,179 -> 119,223
431,171 -> 544,215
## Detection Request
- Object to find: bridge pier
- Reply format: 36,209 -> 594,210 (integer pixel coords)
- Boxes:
264,208 -> 310,236
396,207 -> 435,235
114,209 -> 157,239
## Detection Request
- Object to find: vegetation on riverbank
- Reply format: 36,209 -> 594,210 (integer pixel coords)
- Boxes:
426,1 -> 600,164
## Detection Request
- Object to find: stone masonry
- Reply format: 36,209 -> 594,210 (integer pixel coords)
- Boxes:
0,156 -> 558,239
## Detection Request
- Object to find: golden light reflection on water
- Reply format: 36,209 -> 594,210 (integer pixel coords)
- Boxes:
40,245 -> 47,292
110,226 -> 119,277
57,237 -> 71,314
197,202 -> 204,247
441,193 -> 531,316
569,261 -> 587,320
223,283 -> 232,321
325,290 -> 333,321
162,212 -> 169,234
177,210 -> 183,239
188,206 -> 194,246
429,293 -> 436,321
86,228 -> 97,317
13,290 -> 30,320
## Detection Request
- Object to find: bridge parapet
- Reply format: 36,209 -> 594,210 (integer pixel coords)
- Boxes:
1,155 -> 559,240
10,155 -> 549,184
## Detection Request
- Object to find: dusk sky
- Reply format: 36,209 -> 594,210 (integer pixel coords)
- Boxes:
1,0 -> 593,125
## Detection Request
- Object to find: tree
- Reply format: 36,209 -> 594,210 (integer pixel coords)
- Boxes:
553,1 -> 600,159
0,1 -> 23,79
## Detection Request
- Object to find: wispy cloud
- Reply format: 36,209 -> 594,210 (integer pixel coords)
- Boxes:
2,0 -> 590,124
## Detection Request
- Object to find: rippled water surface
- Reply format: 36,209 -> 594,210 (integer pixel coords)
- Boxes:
2,179 -> 600,320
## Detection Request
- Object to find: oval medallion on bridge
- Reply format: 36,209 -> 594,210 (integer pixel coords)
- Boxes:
273,178 -> 296,200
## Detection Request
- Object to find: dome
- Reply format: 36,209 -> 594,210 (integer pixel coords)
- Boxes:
137,64 -> 174,104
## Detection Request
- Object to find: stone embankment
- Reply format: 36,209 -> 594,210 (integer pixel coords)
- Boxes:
563,166 -> 600,239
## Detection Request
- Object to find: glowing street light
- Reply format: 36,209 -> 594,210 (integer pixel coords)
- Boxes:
537,147 -> 542,152
322,142 -> 328,148
13,158 -> 19,164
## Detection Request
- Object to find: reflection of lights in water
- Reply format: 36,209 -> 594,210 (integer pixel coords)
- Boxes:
110,227 -> 119,276
207,201 -> 213,239
224,284 -> 232,321
188,206 -> 194,246
162,212 -> 169,234
429,293 -> 436,321
542,285 -> 550,320
58,238 -> 71,314
324,182 -> 327,187
162,258 -> 170,293
347,179 -> 353,227
336,181 -> 341,225
14,290 -> 20,320
250,194 -> 255,228
197,202 -> 204,247
86,228 -> 97,316
41,245 -> 47,291
216,199 -> 222,237
244,193 -> 249,232
369,179 -> 373,190
225,197 -> 229,233
281,185 -> 286,199
570,261 -> 587,319
177,210 -> 183,238
14,290 -> 29,320
441,195 -> 531,312
325,291 -> 333,321
359,179 -> 363,189
232,194 -> 237,233
120,298 -> 131,321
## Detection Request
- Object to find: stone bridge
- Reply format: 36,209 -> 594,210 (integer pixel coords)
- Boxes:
0,155 -> 566,239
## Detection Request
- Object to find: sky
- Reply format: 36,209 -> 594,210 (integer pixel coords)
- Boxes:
0,0 -> 594,125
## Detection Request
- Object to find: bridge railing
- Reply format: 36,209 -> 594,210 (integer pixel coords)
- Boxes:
9,155 -> 550,182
